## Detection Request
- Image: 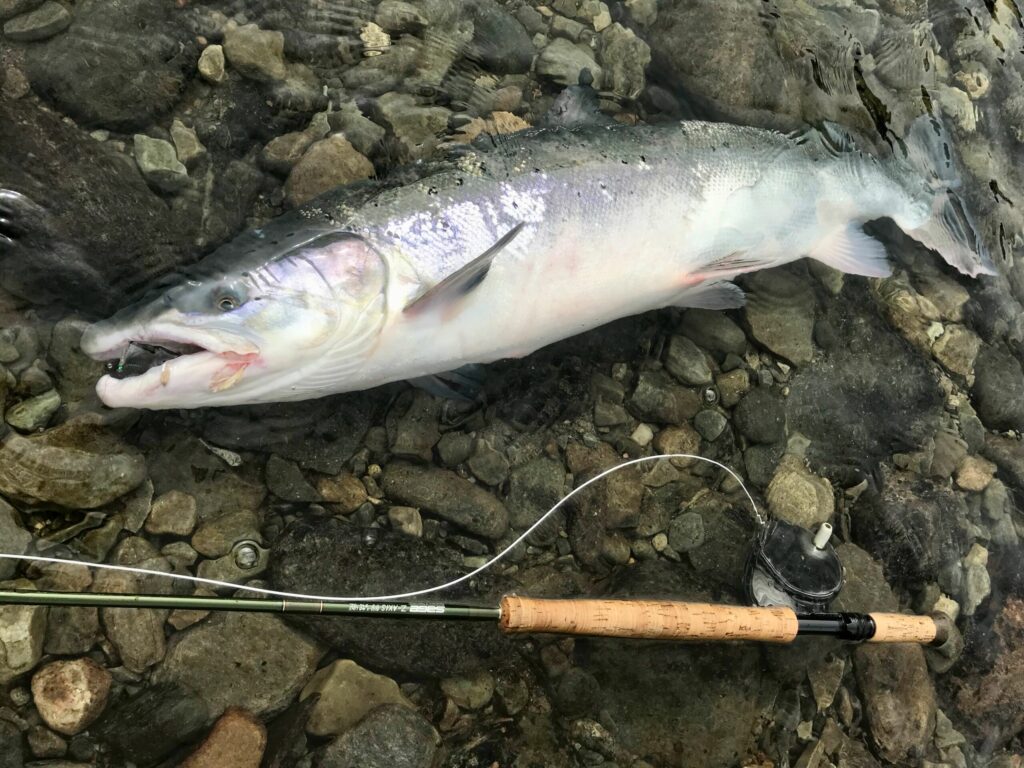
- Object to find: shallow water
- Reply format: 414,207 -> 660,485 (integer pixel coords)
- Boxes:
1,0 -> 1023,767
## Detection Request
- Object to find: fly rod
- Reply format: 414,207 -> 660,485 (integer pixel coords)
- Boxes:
0,588 -> 951,645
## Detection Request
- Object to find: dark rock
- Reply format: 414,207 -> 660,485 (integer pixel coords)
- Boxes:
536,38 -> 602,88
0,0 -> 42,21
744,269 -> 817,366
43,607 -> 99,656
386,390 -> 441,462
679,310 -> 747,358
983,433 -> 1024,492
381,462 -> 508,540
265,455 -> 320,502
506,457 -> 567,530
743,442 -> 783,488
436,431 -> 473,467
0,498 -> 31,579
0,721 -> 24,768
316,704 -> 439,768
599,22 -> 651,101
667,511 -> 705,552
0,101 -> 195,313
466,0 -> 533,75
627,370 -> 701,424
152,612 -> 323,720
693,409 -> 728,442
554,667 -> 601,718
284,136 -> 374,208
24,0 -> 196,131
972,345 -> 1024,431
733,387 -> 785,444
271,517 -> 518,677
685,495 -> 756,588
95,683 -> 210,767
467,440 -> 510,487
664,335 -> 712,386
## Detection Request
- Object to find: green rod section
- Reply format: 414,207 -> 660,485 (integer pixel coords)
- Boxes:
0,590 -> 501,621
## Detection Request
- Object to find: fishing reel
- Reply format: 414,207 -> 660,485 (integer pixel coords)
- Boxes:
744,519 -> 843,614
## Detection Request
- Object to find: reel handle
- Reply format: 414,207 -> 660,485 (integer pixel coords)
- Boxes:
499,596 -> 800,642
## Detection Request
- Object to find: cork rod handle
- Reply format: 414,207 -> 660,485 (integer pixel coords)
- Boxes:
499,596 -> 800,642
868,612 -> 942,644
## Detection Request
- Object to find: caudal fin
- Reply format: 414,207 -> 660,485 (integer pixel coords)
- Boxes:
895,115 -> 996,277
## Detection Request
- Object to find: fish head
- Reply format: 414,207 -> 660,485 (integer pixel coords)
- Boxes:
81,233 -> 388,408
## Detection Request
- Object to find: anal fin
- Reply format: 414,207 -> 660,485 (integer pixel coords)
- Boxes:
671,280 -> 746,310
409,365 -> 486,402
809,225 -> 892,278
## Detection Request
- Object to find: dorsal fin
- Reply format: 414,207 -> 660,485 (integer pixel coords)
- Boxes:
403,222 -> 525,314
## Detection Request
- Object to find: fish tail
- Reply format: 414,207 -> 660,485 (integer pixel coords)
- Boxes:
892,115 -> 996,277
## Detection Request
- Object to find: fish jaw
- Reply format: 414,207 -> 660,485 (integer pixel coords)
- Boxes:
82,314 -> 264,409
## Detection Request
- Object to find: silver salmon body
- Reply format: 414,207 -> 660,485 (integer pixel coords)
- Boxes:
81,117 -> 994,409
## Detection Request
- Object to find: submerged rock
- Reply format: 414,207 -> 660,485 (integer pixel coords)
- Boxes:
133,134 -> 189,194
31,658 -> 111,736
284,136 -> 374,208
179,708 -> 267,768
223,23 -> 288,82
0,499 -> 32,580
300,659 -> 411,738
96,683 -> 210,766
5,389 -> 61,432
972,345 -> 1024,431
317,704 -> 439,768
0,584 -> 47,684
2,1 -> 70,41
0,422 -> 146,509
536,38 -> 602,88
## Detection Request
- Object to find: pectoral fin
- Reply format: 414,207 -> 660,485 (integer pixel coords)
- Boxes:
672,280 -> 746,310
809,225 -> 892,278
403,222 -> 524,314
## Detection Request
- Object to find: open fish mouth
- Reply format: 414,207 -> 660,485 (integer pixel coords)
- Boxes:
81,321 -> 262,407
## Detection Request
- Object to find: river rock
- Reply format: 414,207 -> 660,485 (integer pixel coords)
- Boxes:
628,370 -> 701,424
467,0 -> 533,74
0,721 -> 24,768
96,683 -> 210,766
133,134 -> 189,194
679,310 -> 747,357
766,455 -> 834,528
191,509 -> 262,558
664,335 -> 712,386
745,269 -> 817,366
441,669 -> 495,710
198,44 -> 226,84
3,1 -> 70,41
386,390 -> 441,462
972,345 -> 1024,431
373,92 -> 451,161
5,389 -> 60,431
375,0 -> 428,33
31,658 -> 111,736
734,387 -> 786,444
0,0 -> 42,21
94,567 -> 169,673
180,708 -> 267,768
284,136 -> 374,208
223,23 -> 287,81
599,22 -> 650,100
506,457 -> 567,530
0,422 -> 146,508
317,705 -> 439,768
536,38 -> 602,87
170,120 -> 206,169
955,455 -> 996,492
154,612 -> 323,719
43,607 -> 99,656
266,455 -> 320,502
317,473 -> 368,514
0,498 -> 31,580
381,463 -> 508,540
0,584 -> 47,684
145,490 -> 198,536
301,659 -> 411,737
932,324 -> 981,377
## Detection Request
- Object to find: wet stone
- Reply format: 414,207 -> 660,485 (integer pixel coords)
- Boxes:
550,14 -> 586,41
301,659 -> 411,737
536,38 -> 602,87
387,506 -> 423,537
317,473 -> 367,514
667,511 -> 704,552
374,92 -> 451,161
133,134 -> 188,194
198,44 -> 226,84
506,457 -> 567,530
170,119 -> 206,169
734,387 -> 786,444
260,131 -> 315,176
972,345 -> 1024,431
0,585 -> 46,684
766,455 -> 835,528
154,612 -> 323,720
599,22 -> 650,100
693,409 -> 728,441
628,370 -> 701,424
317,704 -> 439,768
436,431 -> 473,467
381,463 -> 508,540
932,325 -> 981,378
191,509 -> 261,558
441,669 -> 494,710
3,1 -> 70,42
284,135 -> 374,208
95,567 -> 169,673
43,607 -> 98,656
745,270 -> 817,366
266,455 -> 320,503
955,455 -> 996,492
375,0 -> 428,33
664,335 -> 712,386
179,707 -> 267,768
0,721 -> 24,768
327,103 -> 385,158
387,391 -> 441,462
31,658 -> 111,736
145,490 -> 198,537
5,389 -> 60,432
679,309 -> 747,357
223,23 -> 287,82
0,0 -> 42,21
96,683 -> 210,766
468,440 -> 510,486
27,725 -> 66,758
594,399 -> 630,426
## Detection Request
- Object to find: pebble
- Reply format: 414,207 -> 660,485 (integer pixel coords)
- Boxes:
599,22 -> 651,100
630,423 -> 655,447
0,499 -> 31,580
550,14 -> 586,41
374,92 -> 451,160
144,490 -> 198,537
954,455 -> 996,492
96,683 -> 210,766
5,389 -> 60,432
808,654 -> 845,711
222,23 -> 288,82
374,0 -> 428,33
468,440 -> 510,486
192,509 -> 262,558
284,135 -> 374,208
133,134 -> 189,194
44,606 -> 99,656
170,120 -> 207,169
653,424 -> 701,464
301,659 -> 412,737
436,431 -> 473,467
94,567 -> 168,673
27,725 -> 67,758
982,479 -> 1009,520
387,506 -> 423,537
179,708 -> 267,768
734,387 -> 786,444
260,131 -> 315,176
664,335 -> 712,386
381,463 -> 509,540
628,370 -> 701,424
961,543 -> 990,616
624,0 -> 657,26
466,0 -> 534,74
317,473 -> 368,513
318,704 -> 439,768
198,44 -> 227,84
667,511 -> 704,552
506,457 -> 567,530
327,103 -> 385,157
31,658 -> 111,736
3,1 -> 70,41
932,325 -> 981,378
679,309 -> 747,357
766,455 -> 834,528
0,583 -> 47,684
745,270 -> 817,366
715,368 -> 750,408
441,669 -> 495,710
693,409 -> 728,441
516,4 -> 546,34
536,38 -> 602,87
154,612 -> 323,720
594,400 -> 631,426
